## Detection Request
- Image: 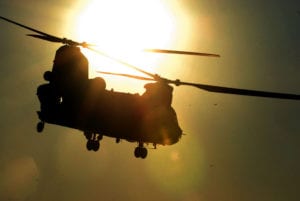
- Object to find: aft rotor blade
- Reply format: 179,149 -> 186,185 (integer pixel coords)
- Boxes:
87,47 -> 157,79
172,81 -> 300,100
144,49 -> 220,57
98,71 -> 154,81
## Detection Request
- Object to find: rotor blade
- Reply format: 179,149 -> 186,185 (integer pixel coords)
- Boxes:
87,46 -> 158,79
144,49 -> 220,57
97,71 -> 155,81
27,34 -> 84,46
0,16 -> 88,47
27,34 -> 63,43
171,80 -> 300,100
0,16 -> 156,78
1,16 -> 61,40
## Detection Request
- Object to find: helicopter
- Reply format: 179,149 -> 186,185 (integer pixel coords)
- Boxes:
1,16 -> 300,159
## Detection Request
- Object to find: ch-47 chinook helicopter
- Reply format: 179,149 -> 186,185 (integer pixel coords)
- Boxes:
1,16 -> 300,159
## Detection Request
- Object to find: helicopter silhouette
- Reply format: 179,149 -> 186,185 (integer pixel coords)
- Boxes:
1,16 -> 299,159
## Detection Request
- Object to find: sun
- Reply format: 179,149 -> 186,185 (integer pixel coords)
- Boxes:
74,0 -> 176,80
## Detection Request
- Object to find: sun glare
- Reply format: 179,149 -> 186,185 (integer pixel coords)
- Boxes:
74,0 -> 176,79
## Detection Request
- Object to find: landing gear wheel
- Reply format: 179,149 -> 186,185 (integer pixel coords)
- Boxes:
36,121 -> 44,133
86,140 -> 93,151
134,147 -> 148,159
140,147 -> 148,159
116,138 -> 121,143
134,147 -> 141,158
92,141 -> 100,151
86,132 -> 101,152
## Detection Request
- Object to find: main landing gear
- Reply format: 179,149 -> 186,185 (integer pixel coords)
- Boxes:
134,142 -> 148,159
36,111 -> 45,133
85,132 -> 102,152
36,121 -> 45,133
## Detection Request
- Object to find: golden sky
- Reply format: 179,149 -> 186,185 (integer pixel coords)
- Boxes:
0,1 -> 299,201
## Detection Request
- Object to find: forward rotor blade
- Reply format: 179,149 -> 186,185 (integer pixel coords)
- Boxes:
27,34 -> 85,46
144,49 -> 220,57
1,16 -> 61,40
27,34 -> 63,43
1,16 -> 88,47
98,71 -> 154,81
0,15 -> 157,79
172,81 -> 300,100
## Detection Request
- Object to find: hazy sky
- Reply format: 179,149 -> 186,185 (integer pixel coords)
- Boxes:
0,1 -> 299,201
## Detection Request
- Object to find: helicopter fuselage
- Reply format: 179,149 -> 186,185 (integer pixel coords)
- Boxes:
36,45 -> 182,158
